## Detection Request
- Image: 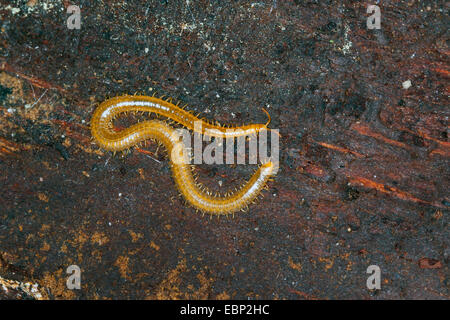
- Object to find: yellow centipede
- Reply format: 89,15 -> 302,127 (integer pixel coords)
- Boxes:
92,94 -> 271,144
90,95 -> 276,215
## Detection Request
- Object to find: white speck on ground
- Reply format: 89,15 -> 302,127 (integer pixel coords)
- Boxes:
402,80 -> 412,89
341,25 -> 353,55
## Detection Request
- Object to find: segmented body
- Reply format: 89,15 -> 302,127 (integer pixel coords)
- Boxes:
91,95 -> 269,147
90,95 -> 275,215
91,106 -> 274,215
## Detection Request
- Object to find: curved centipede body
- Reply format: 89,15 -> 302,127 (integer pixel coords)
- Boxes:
91,94 -> 270,142
90,105 -> 275,215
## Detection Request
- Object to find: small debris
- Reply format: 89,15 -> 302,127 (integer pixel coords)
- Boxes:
402,80 -> 412,89
418,258 -> 442,269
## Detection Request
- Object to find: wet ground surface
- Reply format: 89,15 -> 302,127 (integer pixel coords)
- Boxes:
0,1 -> 448,299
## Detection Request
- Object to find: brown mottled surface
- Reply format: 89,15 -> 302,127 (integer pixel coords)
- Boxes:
0,1 -> 448,299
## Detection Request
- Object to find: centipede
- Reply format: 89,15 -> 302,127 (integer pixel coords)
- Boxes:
90,94 -> 276,216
